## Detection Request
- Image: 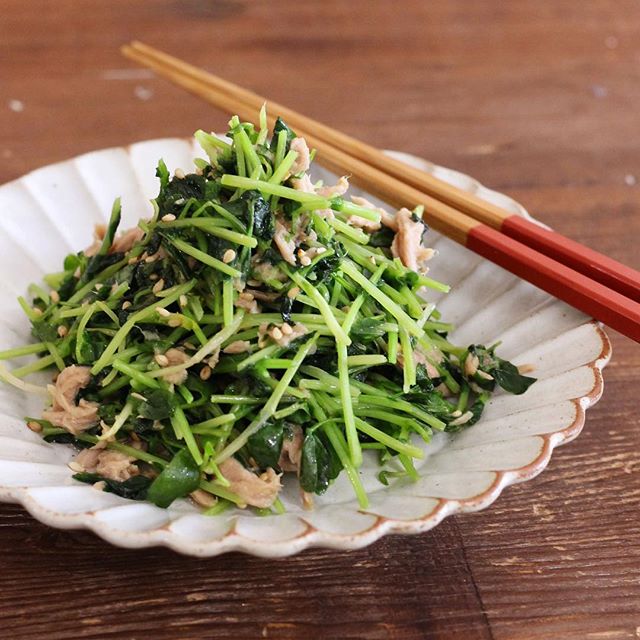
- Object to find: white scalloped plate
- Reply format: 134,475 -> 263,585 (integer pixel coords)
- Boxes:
0,139 -> 610,556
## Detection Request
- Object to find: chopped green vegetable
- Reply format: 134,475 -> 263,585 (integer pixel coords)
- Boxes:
0,109 -> 534,513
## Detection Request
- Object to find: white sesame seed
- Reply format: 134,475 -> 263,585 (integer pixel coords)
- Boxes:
121,301 -> 132,310
239,292 -> 254,301
300,255 -> 311,266
32,307 -> 43,317
315,247 -> 327,255
199,365 -> 212,381
271,327 -> 283,340
26,421 -> 42,433
281,323 -> 293,335
179,294 -> 188,308
57,325 -> 68,338
168,316 -> 183,327
128,257 -> 138,265
174,168 -> 186,179
93,481 -> 107,491
50,290 -> 60,304
155,354 -> 169,367
156,307 -> 171,317
152,278 -> 165,295
161,213 -> 176,222
145,255 -> 157,263
287,286 -> 300,299
68,461 -> 84,473
222,249 -> 236,264
130,392 -> 147,401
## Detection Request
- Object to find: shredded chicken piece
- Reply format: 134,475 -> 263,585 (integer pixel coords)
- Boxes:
278,425 -> 303,472
112,227 -> 144,254
218,458 -> 281,508
290,173 -> 316,194
234,295 -> 261,314
160,348 -> 189,385
83,224 -> 106,257
397,349 -> 440,379
223,340 -> 252,354
390,207 -> 432,272
317,176 -> 349,197
190,489 -> 217,508
347,196 -> 386,232
274,219 -> 297,265
243,289 -> 280,302
251,258 -> 287,283
74,448 -> 138,482
42,365 -> 99,435
270,322 -> 308,348
84,225 -> 144,258
289,137 -> 311,175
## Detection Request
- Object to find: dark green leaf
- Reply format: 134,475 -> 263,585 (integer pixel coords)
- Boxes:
73,472 -> 152,501
300,432 -> 335,494
133,389 -> 178,421
147,448 -> 200,508
246,422 -> 284,469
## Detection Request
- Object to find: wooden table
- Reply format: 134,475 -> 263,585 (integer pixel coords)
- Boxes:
1,1 -> 639,638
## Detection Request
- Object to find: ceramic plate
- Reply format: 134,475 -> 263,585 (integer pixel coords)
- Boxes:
0,139 -> 610,556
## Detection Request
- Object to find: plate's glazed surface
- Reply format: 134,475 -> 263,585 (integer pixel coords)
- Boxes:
0,139 -> 610,556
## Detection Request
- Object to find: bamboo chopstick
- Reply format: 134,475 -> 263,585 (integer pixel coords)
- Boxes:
121,42 -> 640,342
124,41 -> 640,303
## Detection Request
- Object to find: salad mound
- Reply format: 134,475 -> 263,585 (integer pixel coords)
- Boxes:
0,110 -> 535,513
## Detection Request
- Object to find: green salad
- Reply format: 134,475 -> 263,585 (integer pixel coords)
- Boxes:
0,109 -> 535,513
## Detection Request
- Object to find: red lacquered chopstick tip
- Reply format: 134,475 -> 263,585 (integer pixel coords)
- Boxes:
501,215 -> 640,302
467,224 -> 640,342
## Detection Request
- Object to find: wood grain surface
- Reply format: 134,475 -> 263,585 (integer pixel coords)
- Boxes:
1,1 -> 639,638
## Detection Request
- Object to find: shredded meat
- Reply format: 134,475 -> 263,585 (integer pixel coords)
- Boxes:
42,366 -> 99,435
219,458 -> 281,508
274,219 -> 297,265
234,295 -> 261,314
74,448 -> 138,482
251,258 -> 287,283
84,225 -> 143,258
347,195 -> 386,232
272,322 -> 308,347
390,207 -> 433,272
317,176 -> 349,197
290,173 -> 316,194
112,227 -> 144,254
411,349 -> 440,379
278,425 -> 303,472
223,340 -> 252,354
289,137 -> 311,175
162,348 -> 189,385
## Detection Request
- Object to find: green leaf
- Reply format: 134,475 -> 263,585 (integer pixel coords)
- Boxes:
269,117 -> 297,152
350,317 -> 386,342
300,432 -> 340,494
133,389 -> 178,421
246,422 -> 284,469
492,359 -> 536,395
468,345 -> 536,395
31,320 -> 59,343
147,448 -> 200,508
73,472 -> 152,501
97,198 -> 122,256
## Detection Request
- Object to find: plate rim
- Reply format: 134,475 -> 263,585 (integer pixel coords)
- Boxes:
0,140 -> 612,557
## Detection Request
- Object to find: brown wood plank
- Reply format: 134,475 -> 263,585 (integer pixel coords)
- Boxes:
1,1 -> 639,638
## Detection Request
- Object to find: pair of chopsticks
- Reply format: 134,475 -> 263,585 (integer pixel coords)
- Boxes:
122,41 -> 640,342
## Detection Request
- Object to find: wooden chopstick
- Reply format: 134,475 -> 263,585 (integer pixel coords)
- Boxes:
124,41 -> 640,303
121,43 -> 640,342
